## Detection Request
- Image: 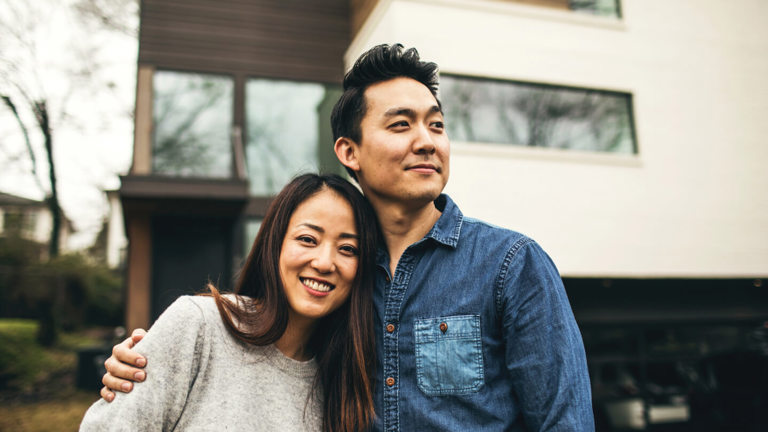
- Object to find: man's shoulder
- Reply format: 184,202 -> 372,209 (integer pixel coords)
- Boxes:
436,196 -> 543,258
461,215 -> 532,244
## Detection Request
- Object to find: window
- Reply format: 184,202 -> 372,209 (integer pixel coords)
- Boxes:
569,0 -> 621,18
584,323 -> 765,430
245,79 -> 341,195
440,74 -> 636,154
152,71 -> 234,178
243,218 -> 262,257
1,210 -> 36,238
508,0 -> 621,19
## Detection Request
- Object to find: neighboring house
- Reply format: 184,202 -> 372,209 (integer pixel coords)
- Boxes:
89,190 -> 128,269
123,1 -> 768,429
0,191 -> 74,255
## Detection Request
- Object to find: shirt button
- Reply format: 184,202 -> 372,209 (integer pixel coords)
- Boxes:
439,322 -> 448,333
386,324 -> 395,333
386,377 -> 395,387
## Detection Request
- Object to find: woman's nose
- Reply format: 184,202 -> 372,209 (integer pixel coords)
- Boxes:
310,246 -> 335,273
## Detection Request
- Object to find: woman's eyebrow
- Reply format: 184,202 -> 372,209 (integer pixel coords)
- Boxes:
299,223 -> 323,232
299,223 -> 358,239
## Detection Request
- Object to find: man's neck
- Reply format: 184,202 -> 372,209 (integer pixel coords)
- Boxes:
371,197 -> 442,276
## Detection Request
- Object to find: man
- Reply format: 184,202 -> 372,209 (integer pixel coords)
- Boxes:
102,44 -> 594,430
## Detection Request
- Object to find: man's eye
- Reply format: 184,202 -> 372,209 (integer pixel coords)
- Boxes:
390,120 -> 409,128
431,121 -> 444,129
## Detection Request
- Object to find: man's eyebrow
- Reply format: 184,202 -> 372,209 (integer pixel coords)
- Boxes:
383,107 -> 415,118
383,105 -> 442,118
299,223 -> 358,239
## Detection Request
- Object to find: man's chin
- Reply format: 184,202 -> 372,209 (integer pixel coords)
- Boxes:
406,189 -> 443,206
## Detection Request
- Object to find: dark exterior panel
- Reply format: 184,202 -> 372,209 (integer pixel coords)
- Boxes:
139,0 -> 349,83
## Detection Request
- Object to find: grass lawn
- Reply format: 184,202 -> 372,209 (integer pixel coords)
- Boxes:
0,389 -> 97,432
0,319 -> 110,432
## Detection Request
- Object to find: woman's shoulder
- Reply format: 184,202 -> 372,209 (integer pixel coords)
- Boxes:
177,293 -> 253,317
179,294 -> 258,347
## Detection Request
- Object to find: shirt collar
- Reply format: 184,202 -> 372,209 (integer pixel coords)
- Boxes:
375,194 -> 464,267
424,194 -> 462,249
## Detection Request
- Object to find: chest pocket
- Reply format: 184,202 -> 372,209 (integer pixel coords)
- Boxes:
414,315 -> 484,395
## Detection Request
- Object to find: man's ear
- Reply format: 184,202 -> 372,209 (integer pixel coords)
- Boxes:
334,137 -> 361,173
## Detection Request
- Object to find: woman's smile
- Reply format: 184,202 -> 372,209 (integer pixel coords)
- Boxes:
279,188 -> 359,321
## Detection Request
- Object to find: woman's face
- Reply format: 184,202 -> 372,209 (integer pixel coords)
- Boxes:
279,188 -> 359,324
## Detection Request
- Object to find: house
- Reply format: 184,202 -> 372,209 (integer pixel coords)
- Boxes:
123,1 -> 768,428
88,190 -> 128,269
0,191 -> 74,255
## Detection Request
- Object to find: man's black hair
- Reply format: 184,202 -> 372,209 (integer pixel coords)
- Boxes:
331,43 -> 440,179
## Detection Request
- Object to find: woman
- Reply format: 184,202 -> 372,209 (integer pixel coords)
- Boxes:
80,174 -> 378,432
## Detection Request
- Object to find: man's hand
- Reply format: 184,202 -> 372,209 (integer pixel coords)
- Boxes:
100,328 -> 148,402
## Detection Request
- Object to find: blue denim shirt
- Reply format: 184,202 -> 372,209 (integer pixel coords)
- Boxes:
371,195 -> 594,431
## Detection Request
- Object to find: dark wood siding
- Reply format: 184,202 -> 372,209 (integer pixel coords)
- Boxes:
139,0 -> 350,83
350,0 -> 378,39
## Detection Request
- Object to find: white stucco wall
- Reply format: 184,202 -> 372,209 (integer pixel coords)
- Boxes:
106,190 -> 127,268
349,0 -> 768,277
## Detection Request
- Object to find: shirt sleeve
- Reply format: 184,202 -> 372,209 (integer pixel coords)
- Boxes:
79,296 -> 210,432
497,239 -> 594,431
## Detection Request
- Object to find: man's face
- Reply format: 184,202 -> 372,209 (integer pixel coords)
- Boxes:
345,77 -> 450,208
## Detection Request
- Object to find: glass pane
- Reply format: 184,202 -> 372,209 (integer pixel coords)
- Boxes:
440,75 -> 636,154
243,218 -> 262,256
152,71 -> 233,178
570,0 -> 621,18
245,79 -> 339,196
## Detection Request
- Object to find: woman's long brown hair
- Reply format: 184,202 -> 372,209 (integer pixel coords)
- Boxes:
205,173 -> 378,431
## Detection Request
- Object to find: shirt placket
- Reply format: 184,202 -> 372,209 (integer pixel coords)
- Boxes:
382,252 -> 416,432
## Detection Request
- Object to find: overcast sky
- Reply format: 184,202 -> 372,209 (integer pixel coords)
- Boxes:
0,0 -> 138,249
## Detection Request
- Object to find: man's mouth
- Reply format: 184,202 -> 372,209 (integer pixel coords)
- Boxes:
301,278 -> 335,292
408,164 -> 440,173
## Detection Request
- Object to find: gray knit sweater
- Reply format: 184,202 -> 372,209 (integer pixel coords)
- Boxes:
80,296 -> 322,431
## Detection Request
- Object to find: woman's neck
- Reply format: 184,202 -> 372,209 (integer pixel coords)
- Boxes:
274,312 -> 316,361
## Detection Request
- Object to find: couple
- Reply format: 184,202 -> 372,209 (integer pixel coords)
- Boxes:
81,44 -> 594,431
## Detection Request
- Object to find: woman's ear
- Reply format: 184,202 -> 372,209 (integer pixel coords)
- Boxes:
334,137 -> 360,173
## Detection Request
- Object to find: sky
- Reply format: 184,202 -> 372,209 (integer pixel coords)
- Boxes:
0,0 -> 138,249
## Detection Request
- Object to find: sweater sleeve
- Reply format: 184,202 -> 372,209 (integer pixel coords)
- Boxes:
80,296 -> 210,432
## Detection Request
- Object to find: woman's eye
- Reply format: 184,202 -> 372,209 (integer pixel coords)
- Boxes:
340,245 -> 359,256
297,235 -> 316,245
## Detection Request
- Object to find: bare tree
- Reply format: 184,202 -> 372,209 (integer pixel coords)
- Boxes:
0,0 -> 137,345
0,0 -> 137,259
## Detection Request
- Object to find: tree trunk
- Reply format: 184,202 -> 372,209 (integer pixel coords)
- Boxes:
34,100 -> 61,258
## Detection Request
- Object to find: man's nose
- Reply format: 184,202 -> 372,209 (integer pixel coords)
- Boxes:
310,245 -> 335,273
413,124 -> 436,154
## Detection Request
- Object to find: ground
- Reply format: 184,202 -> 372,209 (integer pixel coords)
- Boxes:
0,319 -> 112,432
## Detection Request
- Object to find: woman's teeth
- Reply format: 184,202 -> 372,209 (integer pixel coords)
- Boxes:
302,278 -> 334,292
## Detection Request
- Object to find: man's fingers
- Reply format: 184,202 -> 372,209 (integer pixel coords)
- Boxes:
100,386 -> 116,402
112,336 -> 147,368
130,328 -> 148,344
104,351 -> 146,382
102,371 -> 135,393
99,329 -> 148,393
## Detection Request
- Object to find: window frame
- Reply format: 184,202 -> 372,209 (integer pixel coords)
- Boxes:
150,69 -> 237,179
439,72 -> 640,161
